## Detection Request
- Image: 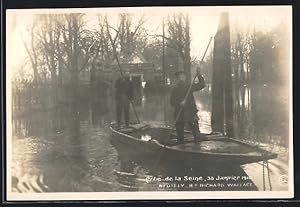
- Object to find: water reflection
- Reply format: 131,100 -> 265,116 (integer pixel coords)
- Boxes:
111,138 -> 257,191
11,83 -> 289,192
234,84 -> 289,147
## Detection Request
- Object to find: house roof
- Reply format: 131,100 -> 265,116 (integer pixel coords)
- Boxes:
112,51 -> 147,65
128,52 -> 146,64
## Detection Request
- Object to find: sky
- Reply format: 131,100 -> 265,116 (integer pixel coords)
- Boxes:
6,6 -> 292,77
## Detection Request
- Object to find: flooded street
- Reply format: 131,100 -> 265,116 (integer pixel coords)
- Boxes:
10,85 -> 289,193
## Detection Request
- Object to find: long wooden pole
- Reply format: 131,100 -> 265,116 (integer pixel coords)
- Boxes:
106,22 -> 140,124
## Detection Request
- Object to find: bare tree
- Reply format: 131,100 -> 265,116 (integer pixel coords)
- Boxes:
231,31 -> 252,84
22,21 -> 41,86
94,15 -> 112,71
36,14 -> 60,86
104,13 -> 147,63
55,13 -> 96,101
165,14 -> 191,82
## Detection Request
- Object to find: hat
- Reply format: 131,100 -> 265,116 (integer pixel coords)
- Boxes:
175,70 -> 186,77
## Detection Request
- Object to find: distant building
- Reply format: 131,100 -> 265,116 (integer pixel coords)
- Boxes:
96,52 -> 164,96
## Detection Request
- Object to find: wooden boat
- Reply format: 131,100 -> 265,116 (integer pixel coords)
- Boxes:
109,123 -> 277,167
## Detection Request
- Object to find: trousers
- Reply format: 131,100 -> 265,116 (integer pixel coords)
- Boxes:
175,121 -> 200,144
116,96 -> 130,127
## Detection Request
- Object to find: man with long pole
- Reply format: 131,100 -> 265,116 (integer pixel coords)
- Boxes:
170,68 -> 205,144
115,72 -> 134,127
169,37 -> 212,143
106,21 -> 140,126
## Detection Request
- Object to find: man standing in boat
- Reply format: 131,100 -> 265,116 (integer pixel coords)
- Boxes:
170,67 -> 205,144
115,72 -> 134,128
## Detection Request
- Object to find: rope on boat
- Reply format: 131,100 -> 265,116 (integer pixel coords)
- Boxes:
261,160 -> 272,191
262,161 -> 265,191
266,160 -> 272,191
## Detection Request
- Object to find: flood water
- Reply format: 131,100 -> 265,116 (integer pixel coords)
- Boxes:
10,84 -> 290,193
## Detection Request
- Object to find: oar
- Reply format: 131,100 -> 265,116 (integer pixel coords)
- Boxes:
106,22 -> 140,124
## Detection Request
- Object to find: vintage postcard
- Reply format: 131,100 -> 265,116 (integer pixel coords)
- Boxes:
6,5 -> 293,200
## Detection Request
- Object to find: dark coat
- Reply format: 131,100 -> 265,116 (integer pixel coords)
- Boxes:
170,74 -> 205,122
115,77 -> 134,101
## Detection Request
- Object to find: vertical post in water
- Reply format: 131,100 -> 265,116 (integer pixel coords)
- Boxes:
211,12 -> 234,137
211,14 -> 225,134
223,13 -> 234,137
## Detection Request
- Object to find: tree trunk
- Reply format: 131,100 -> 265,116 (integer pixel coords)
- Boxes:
71,15 -> 80,102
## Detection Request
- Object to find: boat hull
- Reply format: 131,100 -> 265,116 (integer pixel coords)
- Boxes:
110,126 -> 277,167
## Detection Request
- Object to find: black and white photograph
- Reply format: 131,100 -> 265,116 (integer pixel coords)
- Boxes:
6,6 -> 293,200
